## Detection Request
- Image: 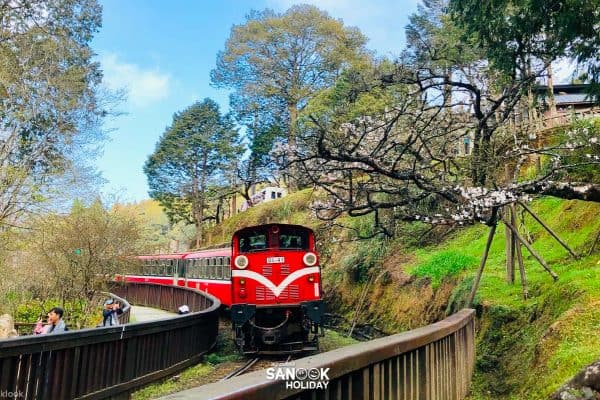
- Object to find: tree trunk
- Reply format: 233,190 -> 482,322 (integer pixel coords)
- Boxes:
547,62 -> 557,118
287,104 -> 298,191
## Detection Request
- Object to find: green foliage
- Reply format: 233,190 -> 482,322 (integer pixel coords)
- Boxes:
445,275 -> 476,315
26,199 -> 148,305
211,3 -> 370,181
144,98 -> 241,244
410,251 -> 477,288
340,237 -> 387,283
450,0 -> 600,92
555,117 -> 600,183
14,297 -> 101,329
0,0 -> 108,223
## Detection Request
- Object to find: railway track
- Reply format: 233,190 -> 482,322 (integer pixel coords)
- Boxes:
221,357 -> 260,380
220,354 -> 295,381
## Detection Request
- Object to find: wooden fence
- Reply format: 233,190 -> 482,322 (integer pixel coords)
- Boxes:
0,282 -> 220,400
163,308 -> 476,400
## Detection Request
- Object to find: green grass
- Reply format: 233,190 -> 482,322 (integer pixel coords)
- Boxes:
319,329 -> 359,352
410,250 -> 478,289
131,363 -> 214,400
323,196 -> 600,399
417,197 -> 600,399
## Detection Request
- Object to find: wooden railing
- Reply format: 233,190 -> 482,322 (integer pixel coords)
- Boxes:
168,309 -> 476,400
0,282 -> 220,400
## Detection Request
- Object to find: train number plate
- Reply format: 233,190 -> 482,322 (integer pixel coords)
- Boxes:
267,257 -> 284,264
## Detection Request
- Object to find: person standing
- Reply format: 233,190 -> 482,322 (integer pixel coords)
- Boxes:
34,307 -> 67,334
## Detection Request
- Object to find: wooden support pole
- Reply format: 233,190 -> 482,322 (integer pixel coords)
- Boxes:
501,217 -> 559,281
515,236 -> 529,299
512,205 -> 529,299
468,223 -> 497,307
504,211 -> 515,283
508,207 -> 516,283
517,201 -> 578,259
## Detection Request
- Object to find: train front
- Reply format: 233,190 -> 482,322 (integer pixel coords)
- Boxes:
230,224 -> 324,354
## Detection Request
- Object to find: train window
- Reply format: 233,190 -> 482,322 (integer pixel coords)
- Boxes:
279,227 -> 310,250
224,266 -> 231,279
238,228 -> 268,252
166,265 -> 173,275
224,256 -> 230,266
216,265 -> 223,279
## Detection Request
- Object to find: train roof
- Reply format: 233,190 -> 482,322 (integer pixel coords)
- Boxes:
233,223 -> 314,236
183,247 -> 231,259
136,253 -> 189,260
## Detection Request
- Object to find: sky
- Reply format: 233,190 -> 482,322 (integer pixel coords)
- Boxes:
92,0 -> 578,203
92,0 -> 421,202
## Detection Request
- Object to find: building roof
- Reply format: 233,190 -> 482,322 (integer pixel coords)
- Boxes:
554,93 -> 594,105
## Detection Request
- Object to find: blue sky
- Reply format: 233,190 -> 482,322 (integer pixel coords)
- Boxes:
91,0 -> 421,202
93,0 -> 578,203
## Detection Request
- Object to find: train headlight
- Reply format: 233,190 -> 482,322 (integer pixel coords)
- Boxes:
234,255 -> 249,269
239,278 -> 246,285
239,288 -> 246,298
303,252 -> 318,267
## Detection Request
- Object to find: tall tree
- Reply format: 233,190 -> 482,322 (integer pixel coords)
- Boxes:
293,4 -> 600,237
144,99 -> 241,247
0,0 -> 107,226
450,0 -> 600,93
211,4 -> 369,187
32,199 -> 146,306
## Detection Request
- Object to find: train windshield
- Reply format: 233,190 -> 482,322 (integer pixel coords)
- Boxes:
278,226 -> 309,250
238,228 -> 268,252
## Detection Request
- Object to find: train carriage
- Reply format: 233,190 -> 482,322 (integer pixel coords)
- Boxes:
123,223 -> 324,354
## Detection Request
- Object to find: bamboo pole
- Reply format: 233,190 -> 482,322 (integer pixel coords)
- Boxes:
512,204 -> 529,299
508,206 -> 516,283
501,217 -> 559,281
468,223 -> 497,307
517,201 -> 578,259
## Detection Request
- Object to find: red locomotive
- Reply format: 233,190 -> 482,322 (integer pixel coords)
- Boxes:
121,223 -> 324,354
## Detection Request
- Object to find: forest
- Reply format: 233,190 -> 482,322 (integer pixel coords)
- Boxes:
0,2 -> 599,397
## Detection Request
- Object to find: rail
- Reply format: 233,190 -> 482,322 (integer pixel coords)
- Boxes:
167,309 -> 476,400
0,282 -> 220,400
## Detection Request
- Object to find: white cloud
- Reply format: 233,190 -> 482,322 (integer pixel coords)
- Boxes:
265,0 -> 420,57
100,53 -> 171,107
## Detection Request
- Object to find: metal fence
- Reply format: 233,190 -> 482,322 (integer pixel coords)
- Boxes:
0,282 -> 220,400
168,309 -> 476,400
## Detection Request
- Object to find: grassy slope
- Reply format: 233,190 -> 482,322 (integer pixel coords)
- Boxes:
363,197 -> 600,399
204,191 -> 600,399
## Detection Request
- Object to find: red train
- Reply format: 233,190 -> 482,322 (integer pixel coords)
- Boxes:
121,223 -> 324,354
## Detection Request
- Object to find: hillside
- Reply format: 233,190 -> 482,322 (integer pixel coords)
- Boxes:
204,190 -> 600,399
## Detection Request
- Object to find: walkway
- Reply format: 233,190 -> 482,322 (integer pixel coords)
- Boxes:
130,305 -> 175,322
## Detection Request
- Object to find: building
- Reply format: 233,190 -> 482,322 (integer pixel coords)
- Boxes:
239,186 -> 287,211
